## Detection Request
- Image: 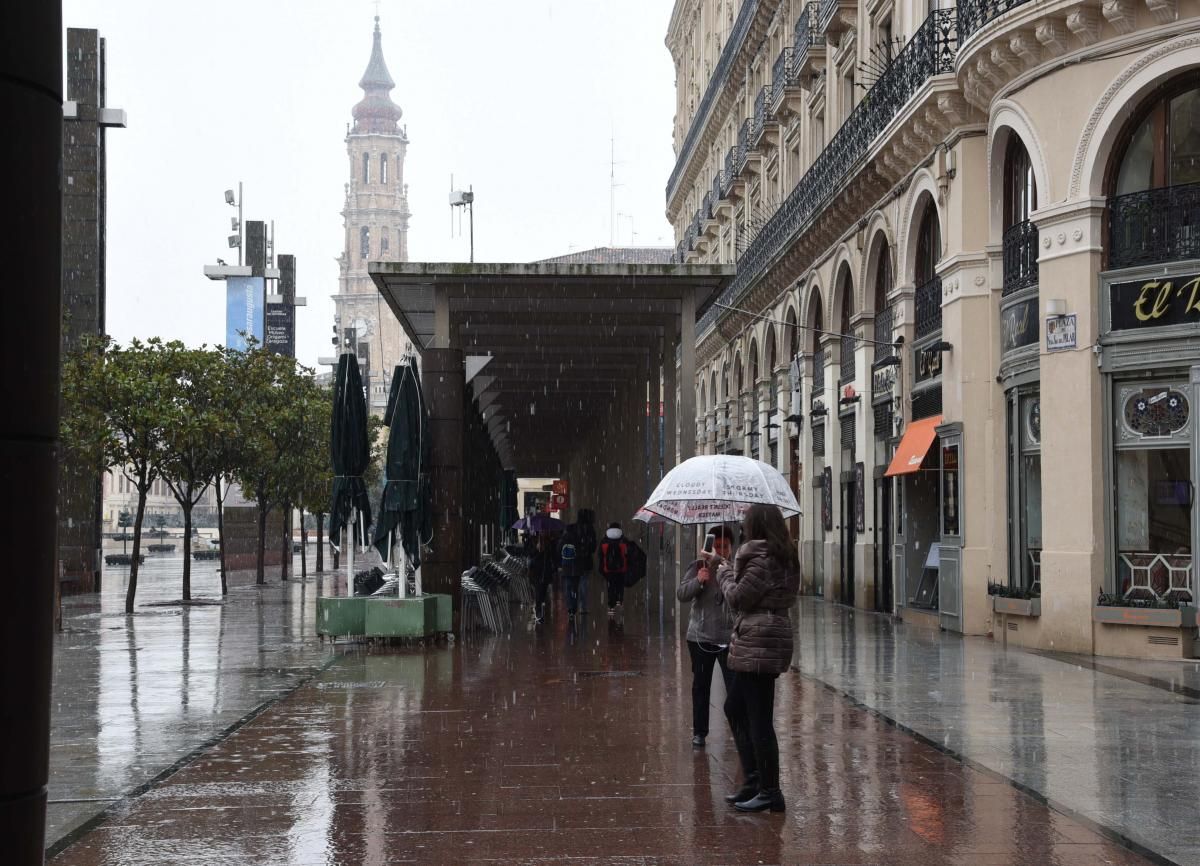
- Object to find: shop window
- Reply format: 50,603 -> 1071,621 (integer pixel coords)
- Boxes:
1007,390 -> 1042,592
1113,381 -> 1194,604
1108,74 -> 1200,268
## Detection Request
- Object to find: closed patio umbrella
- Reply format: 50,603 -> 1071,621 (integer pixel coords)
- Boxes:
328,353 -> 372,582
373,361 -> 431,592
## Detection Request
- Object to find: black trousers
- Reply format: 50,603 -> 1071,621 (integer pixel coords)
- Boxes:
686,641 -> 732,736
604,574 -> 625,609
723,670 -> 780,792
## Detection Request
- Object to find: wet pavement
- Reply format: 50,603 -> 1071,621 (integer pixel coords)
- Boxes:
49,555 -> 332,850
47,576 -> 1168,866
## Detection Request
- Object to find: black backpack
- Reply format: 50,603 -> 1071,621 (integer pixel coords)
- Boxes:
623,541 -> 647,587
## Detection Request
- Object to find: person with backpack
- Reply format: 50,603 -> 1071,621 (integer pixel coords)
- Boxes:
676,524 -> 736,748
558,534 -> 581,618
599,522 -> 629,615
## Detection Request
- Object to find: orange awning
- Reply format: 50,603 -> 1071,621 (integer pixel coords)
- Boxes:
884,415 -> 943,477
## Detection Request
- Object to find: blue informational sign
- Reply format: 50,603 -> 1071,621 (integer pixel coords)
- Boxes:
225,276 -> 264,350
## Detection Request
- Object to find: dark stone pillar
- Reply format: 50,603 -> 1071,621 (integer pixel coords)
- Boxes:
423,349 -> 463,611
0,3 -> 62,862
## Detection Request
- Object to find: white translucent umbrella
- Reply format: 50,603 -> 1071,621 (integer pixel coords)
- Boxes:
640,455 -> 801,525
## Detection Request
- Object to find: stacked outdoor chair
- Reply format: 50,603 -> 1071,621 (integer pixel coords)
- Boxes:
461,566 -> 508,633
491,550 -> 534,607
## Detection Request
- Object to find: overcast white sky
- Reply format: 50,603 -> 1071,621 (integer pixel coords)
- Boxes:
62,0 -> 678,368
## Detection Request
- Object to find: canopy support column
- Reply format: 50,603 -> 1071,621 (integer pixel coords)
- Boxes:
423,347 -> 464,612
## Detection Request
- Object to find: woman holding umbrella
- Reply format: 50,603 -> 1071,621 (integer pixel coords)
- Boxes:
707,504 -> 799,814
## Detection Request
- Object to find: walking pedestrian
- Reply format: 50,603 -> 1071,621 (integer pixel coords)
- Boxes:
560,509 -> 597,616
559,534 -> 580,618
529,535 -> 557,624
710,504 -> 800,813
677,525 -> 736,748
599,522 -> 629,615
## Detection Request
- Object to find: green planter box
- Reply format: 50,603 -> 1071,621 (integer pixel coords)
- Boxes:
317,597 -> 366,637
1093,604 -> 1199,628
365,596 -> 436,638
426,593 -> 453,633
992,596 -> 1041,617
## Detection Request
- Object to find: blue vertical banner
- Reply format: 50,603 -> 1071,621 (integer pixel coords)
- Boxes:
225,276 -> 264,350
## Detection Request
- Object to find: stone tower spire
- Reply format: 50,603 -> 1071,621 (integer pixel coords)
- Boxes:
334,15 -> 413,414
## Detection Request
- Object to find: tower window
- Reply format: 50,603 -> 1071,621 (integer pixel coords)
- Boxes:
362,152 -> 371,184
381,227 -> 390,255
360,225 -> 370,259
381,153 -> 389,185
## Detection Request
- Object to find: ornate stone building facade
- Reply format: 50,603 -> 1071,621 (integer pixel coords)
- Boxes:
668,0 -> 1200,659
335,17 -> 413,414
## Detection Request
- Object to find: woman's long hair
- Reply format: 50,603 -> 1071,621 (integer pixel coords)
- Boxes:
741,504 -> 799,572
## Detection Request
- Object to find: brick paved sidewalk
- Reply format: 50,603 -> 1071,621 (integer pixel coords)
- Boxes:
49,602 -> 1155,866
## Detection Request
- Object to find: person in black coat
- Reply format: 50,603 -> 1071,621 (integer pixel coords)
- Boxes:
529,534 -> 558,624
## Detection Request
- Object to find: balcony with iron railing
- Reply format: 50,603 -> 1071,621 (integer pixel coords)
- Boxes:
751,86 -> 769,145
817,0 -> 856,37
839,332 -> 856,384
667,0 -> 760,203
956,0 -> 1034,45
770,49 -> 793,109
792,2 -> 826,79
1002,219 -> 1039,295
915,276 -> 943,340
698,9 -> 957,336
735,118 -> 754,173
1108,181 -> 1200,271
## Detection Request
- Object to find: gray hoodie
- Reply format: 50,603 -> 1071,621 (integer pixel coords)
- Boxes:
676,559 -> 734,645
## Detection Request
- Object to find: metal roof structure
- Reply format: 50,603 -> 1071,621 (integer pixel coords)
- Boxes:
370,262 -> 733,476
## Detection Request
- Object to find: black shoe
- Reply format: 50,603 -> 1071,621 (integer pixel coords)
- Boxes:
734,789 -> 785,813
691,735 -> 705,748
723,775 -> 759,804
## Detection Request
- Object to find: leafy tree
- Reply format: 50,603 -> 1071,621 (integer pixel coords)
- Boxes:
61,337 -> 177,613
158,346 -> 227,600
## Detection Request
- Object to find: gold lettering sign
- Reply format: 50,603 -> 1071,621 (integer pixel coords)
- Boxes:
1112,274 -> 1200,331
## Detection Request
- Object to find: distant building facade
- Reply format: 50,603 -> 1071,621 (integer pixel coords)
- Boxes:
538,246 -> 676,265
668,0 -> 1200,660
334,16 -> 413,415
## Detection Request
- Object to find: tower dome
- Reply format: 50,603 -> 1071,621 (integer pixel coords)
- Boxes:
352,17 -> 402,135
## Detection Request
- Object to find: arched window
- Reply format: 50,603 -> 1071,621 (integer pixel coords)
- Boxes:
915,205 -> 941,286
1002,137 -> 1039,294
1108,74 -> 1200,268
380,227 -> 390,256
360,225 -> 370,260
785,307 -> 799,360
381,153 -> 389,185
873,239 -> 894,362
362,152 -> 371,184
765,325 -> 778,410
1113,74 -> 1200,195
838,268 -> 855,385
810,292 -> 826,398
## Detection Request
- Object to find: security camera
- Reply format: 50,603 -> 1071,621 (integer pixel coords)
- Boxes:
224,189 -> 236,205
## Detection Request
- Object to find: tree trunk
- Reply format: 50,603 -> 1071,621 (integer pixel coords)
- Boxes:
216,476 -> 228,595
256,497 -> 268,585
316,513 -> 325,572
280,500 -> 290,582
126,481 -> 148,614
182,500 -> 193,601
299,508 -> 306,578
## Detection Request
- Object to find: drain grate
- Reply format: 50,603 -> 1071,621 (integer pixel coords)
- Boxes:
576,671 -> 644,679
316,680 -> 387,689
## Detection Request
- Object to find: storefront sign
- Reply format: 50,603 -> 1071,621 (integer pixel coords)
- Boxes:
854,462 -> 865,534
1110,273 -> 1200,331
1000,297 -> 1037,353
821,467 -> 832,532
915,345 -> 942,383
872,365 -> 896,397
1045,314 -> 1076,352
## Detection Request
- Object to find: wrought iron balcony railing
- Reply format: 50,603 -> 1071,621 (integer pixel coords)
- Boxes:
874,304 -> 894,362
712,170 -> 725,204
698,9 -> 957,336
817,0 -> 840,34
956,0 -> 1034,44
839,332 -> 856,384
724,145 -> 739,183
1002,219 -> 1039,295
667,0 -> 760,202
735,118 -> 753,171
771,48 -> 793,105
1108,181 -> 1200,270
792,2 -> 825,79
752,86 -> 769,141
915,276 -> 943,340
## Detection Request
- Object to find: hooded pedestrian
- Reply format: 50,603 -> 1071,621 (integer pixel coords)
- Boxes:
529,534 -> 558,624
676,524 -> 736,748
710,504 -> 800,813
599,521 -> 629,615
560,508 -> 597,616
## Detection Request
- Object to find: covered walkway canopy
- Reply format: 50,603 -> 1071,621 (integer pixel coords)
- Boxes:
370,262 -> 733,607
